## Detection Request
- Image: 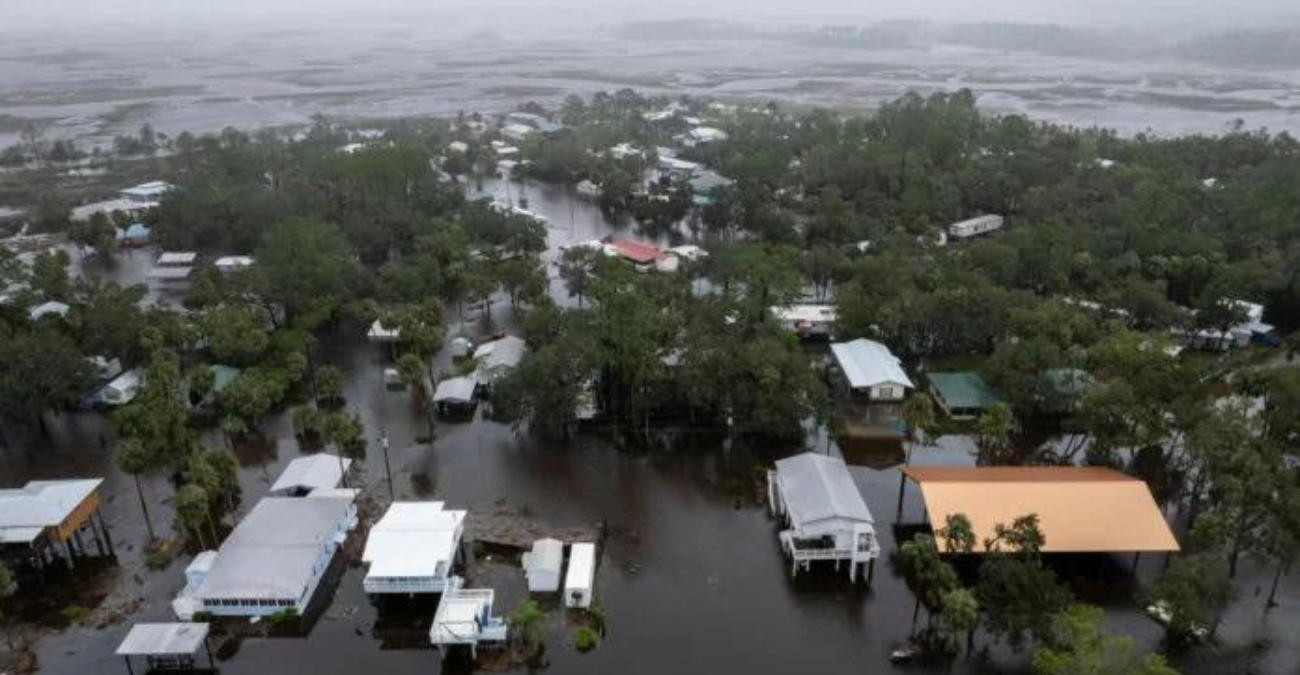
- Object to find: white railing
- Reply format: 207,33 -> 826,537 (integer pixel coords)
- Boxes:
364,577 -> 447,594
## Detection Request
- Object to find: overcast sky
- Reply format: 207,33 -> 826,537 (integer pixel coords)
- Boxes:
5,0 -> 1299,34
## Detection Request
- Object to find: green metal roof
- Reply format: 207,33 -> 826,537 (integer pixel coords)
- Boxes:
928,371 -> 1001,410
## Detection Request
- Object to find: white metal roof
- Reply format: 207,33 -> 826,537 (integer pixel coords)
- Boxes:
214,256 -> 254,269
564,543 -> 595,592
116,623 -> 209,656
829,338 -> 914,390
774,453 -> 873,529
772,304 -> 837,323
28,300 -> 71,321
367,319 -> 401,342
433,377 -> 477,404
363,502 -> 466,579
270,454 -> 351,494
474,336 -> 526,374
0,479 -> 103,543
157,252 -> 197,265
147,267 -> 193,280
523,538 -> 564,575
198,496 -> 352,601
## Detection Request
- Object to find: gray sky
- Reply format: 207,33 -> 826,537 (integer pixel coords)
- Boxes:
5,0 -> 1300,33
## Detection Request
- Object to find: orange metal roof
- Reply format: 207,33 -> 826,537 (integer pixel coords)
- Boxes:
901,466 -> 1180,553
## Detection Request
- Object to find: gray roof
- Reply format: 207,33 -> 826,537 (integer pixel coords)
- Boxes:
830,338 -> 914,390
270,454 -> 351,494
774,453 -> 873,529
475,336 -> 526,375
116,623 -> 209,656
198,496 -> 351,601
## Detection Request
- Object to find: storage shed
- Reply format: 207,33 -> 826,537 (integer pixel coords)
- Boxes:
522,538 -> 564,593
564,543 -> 596,609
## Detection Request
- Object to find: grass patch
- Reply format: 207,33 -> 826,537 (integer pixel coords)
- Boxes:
60,604 -> 90,625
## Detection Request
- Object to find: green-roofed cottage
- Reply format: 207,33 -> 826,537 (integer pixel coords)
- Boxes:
927,371 -> 1002,420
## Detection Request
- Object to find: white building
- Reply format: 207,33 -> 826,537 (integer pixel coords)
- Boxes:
184,495 -> 355,618
28,300 -> 71,322
522,538 -> 564,592
682,127 -> 728,147
947,215 -> 1004,239
828,338 -> 914,401
772,304 -> 837,338
767,453 -> 880,583
563,543 -> 596,609
363,502 -> 466,594
270,454 -> 352,496
501,124 -> 536,143
149,252 -> 197,290
213,256 -> 254,273
97,368 -> 144,406
367,319 -> 401,343
473,336 -> 526,384
434,377 -> 478,412
120,181 -> 175,205
429,577 -> 508,659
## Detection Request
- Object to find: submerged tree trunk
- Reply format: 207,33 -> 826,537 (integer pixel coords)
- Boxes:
1267,561 -> 1288,609
134,475 -> 157,542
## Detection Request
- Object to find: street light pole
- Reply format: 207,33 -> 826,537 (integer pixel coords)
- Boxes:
381,430 -> 394,501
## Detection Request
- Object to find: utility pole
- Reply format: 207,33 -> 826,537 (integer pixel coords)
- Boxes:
380,429 -> 394,502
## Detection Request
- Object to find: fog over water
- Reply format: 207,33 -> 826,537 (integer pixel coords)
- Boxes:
2,1 -> 1300,147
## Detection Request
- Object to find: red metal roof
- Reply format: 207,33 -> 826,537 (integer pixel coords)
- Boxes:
604,237 -> 661,264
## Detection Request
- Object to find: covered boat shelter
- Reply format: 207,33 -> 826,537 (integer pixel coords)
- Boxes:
116,622 -> 213,674
897,466 -> 1179,556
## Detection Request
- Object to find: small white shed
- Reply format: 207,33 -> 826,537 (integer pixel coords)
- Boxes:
522,538 -> 564,592
564,543 -> 596,609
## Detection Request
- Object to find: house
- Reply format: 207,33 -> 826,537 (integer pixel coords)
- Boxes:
447,141 -> 469,154
656,151 -> 702,177
828,338 -> 914,402
28,300 -> 71,322
522,538 -> 564,593
602,237 -> 664,272
213,256 -> 254,273
120,181 -> 174,205
947,215 -> 1004,240
182,495 -> 355,618
149,252 -> 197,290
0,479 -> 113,571
434,377 -> 478,413
681,126 -> 728,147
576,180 -> 601,200
607,143 -> 643,160
269,454 -> 352,496
772,304 -> 837,338
927,372 -> 1002,420
898,466 -> 1179,554
363,502 -> 467,594
429,577 -> 508,659
115,223 -> 151,248
505,111 -> 562,135
473,336 -> 526,384
688,170 -> 733,205
1184,299 -> 1278,350
500,124 -> 536,143
564,543 -> 596,608
97,368 -> 144,406
367,319 -> 401,343
766,453 -> 880,582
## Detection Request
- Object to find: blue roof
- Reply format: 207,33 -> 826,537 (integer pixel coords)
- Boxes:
117,223 -> 151,241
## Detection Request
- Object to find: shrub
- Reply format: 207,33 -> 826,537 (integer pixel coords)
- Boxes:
574,626 -> 599,652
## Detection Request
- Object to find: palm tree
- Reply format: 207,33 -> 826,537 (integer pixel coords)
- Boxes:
113,438 -> 157,542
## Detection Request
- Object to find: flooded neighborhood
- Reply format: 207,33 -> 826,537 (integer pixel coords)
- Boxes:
3,4 -> 1300,675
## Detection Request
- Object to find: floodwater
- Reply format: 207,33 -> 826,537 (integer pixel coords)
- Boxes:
3,175 -> 1299,675
2,25 -> 1300,152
